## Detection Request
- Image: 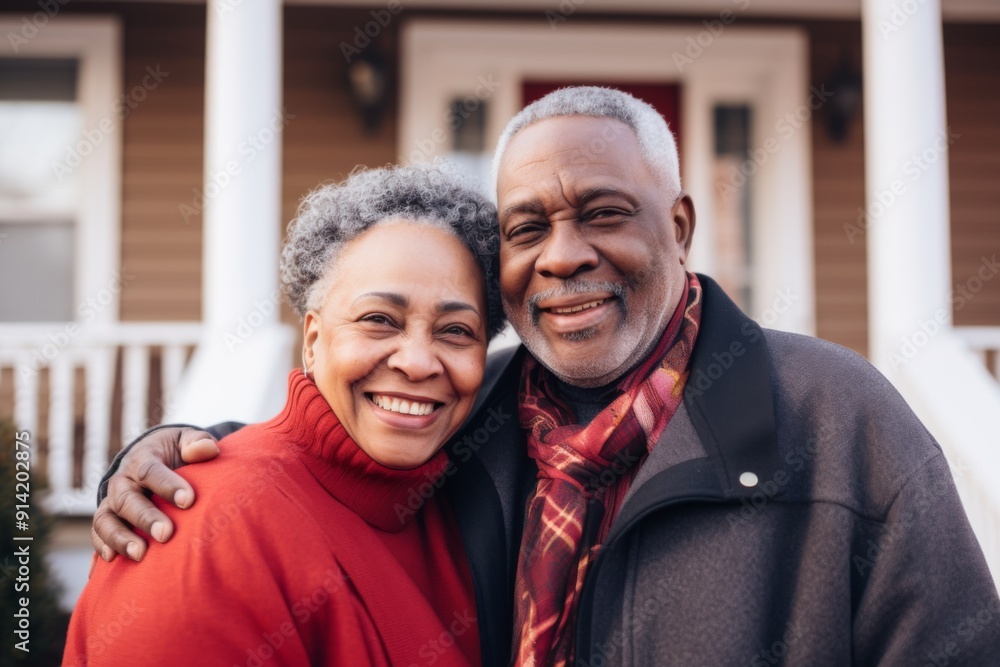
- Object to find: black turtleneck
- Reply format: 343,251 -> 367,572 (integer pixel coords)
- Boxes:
554,377 -> 621,425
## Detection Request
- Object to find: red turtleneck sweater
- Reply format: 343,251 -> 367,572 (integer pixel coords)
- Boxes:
64,372 -> 480,667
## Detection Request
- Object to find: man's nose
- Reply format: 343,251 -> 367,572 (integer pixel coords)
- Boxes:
386,336 -> 445,382
534,224 -> 599,278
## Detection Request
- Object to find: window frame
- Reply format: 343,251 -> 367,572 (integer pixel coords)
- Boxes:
0,16 -> 122,324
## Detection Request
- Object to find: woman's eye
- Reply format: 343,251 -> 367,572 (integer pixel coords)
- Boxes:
361,314 -> 395,327
443,325 -> 473,337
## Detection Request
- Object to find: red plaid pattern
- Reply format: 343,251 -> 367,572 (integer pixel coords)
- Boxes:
512,274 -> 703,667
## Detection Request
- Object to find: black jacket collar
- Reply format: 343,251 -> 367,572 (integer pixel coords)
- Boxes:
606,273 -> 783,540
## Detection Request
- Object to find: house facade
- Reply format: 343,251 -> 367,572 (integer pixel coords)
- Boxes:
1,0 -> 998,608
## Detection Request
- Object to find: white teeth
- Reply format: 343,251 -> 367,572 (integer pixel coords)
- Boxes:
551,299 -> 608,315
371,394 -> 436,416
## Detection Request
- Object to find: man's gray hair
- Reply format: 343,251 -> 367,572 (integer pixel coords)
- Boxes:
281,161 -> 505,339
492,86 -> 682,204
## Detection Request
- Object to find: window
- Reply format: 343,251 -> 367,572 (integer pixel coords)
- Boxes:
0,58 -> 81,321
0,18 -> 122,325
445,95 -> 491,188
712,105 -> 753,311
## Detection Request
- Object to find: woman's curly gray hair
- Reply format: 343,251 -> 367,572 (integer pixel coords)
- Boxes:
280,162 -> 505,339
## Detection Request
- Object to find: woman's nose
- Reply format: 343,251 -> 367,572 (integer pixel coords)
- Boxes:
386,337 -> 445,381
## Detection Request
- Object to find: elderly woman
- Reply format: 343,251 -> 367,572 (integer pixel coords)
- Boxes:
63,163 -> 504,667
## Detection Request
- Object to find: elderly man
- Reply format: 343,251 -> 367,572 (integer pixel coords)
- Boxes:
92,87 -> 999,666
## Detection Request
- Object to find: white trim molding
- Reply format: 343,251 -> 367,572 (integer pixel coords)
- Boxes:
400,20 -> 815,335
282,0 -> 1000,22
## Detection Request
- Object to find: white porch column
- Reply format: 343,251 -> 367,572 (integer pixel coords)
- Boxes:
862,0 -> 1000,585
862,0 -> 952,368
167,0 -> 294,425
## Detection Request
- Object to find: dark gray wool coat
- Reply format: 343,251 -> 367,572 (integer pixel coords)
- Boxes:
440,275 -> 1000,666
104,275 -> 1000,666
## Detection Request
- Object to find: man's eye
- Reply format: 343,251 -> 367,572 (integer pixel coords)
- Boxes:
507,222 -> 546,240
586,208 -> 628,221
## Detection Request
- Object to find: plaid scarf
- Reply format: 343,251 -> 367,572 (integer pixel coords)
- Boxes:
512,273 -> 702,667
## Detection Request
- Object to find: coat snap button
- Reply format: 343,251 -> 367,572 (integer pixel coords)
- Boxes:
739,471 -> 759,488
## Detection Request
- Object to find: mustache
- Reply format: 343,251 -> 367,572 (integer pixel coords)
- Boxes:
528,280 -> 627,325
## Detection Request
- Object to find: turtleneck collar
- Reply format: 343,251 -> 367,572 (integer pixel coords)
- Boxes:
261,371 -> 450,532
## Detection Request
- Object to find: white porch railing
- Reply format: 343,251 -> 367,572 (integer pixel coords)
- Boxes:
0,322 -> 202,515
955,326 -> 1000,380
892,330 -> 1000,587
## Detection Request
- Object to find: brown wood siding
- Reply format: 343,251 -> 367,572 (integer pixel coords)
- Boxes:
808,21 -> 869,356
807,22 -> 1000,356
280,5 -> 399,326
119,6 -> 206,321
8,3 -> 997,354
31,2 -> 399,324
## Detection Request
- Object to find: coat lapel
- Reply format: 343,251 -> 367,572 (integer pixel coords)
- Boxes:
444,344 -> 534,667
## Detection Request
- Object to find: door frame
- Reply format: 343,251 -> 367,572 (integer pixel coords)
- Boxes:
400,19 -> 814,335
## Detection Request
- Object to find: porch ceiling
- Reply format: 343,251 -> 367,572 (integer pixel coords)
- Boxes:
85,0 -> 1000,23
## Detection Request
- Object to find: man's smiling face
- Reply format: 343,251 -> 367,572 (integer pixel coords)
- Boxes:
496,115 -> 694,387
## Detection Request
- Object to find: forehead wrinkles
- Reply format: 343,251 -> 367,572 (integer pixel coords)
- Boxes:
506,164 -> 630,211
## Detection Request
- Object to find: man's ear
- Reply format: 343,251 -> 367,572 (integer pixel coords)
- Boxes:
671,192 -> 696,263
302,311 -> 321,374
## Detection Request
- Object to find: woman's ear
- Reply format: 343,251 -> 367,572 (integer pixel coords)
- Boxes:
302,311 -> 321,375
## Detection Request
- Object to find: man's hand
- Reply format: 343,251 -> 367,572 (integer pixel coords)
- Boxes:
91,428 -> 220,562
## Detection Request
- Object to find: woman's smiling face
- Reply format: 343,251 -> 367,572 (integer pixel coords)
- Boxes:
302,219 -> 489,468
